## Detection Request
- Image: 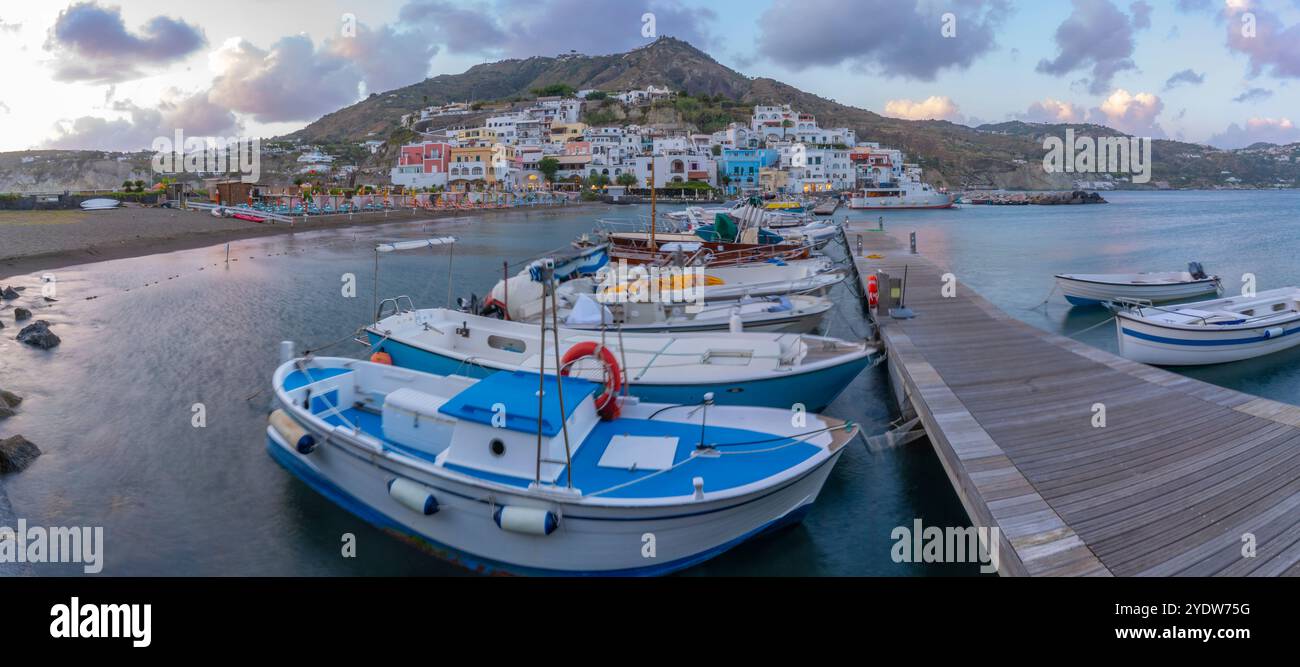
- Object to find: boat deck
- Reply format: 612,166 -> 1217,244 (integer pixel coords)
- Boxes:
315,406 -> 821,499
850,225 -> 1300,576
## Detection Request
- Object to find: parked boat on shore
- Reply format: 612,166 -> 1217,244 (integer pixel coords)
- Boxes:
365,308 -> 875,411
1056,263 -> 1221,307
267,356 -> 858,575
1115,287 -> 1300,365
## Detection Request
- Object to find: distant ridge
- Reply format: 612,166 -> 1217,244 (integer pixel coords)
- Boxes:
284,37 -> 1300,190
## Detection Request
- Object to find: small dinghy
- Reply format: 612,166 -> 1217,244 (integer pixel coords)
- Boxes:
266,357 -> 858,575
79,198 -> 120,211
1116,287 -> 1300,365
366,307 -> 876,411
1055,262 -> 1220,307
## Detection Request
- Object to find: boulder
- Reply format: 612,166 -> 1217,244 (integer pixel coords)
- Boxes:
0,286 -> 17,300
0,405 -> 14,420
0,435 -> 41,473
16,320 -> 60,349
13,307 -> 31,321
0,389 -> 21,407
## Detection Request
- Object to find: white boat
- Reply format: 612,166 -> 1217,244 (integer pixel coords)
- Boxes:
848,180 -> 953,210
266,356 -> 858,575
79,198 -> 120,210
1056,263 -> 1221,307
1115,287 -> 1300,365
558,293 -> 833,334
365,307 -> 875,411
485,256 -> 844,322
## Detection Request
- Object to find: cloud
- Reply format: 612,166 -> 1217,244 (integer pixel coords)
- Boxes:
883,96 -> 963,122
1163,69 -> 1204,89
1036,0 -> 1148,94
398,0 -> 715,58
1233,87 -> 1273,103
45,89 -> 240,151
44,2 -> 206,83
754,0 -> 1009,80
1174,0 -> 1214,12
1224,3 -> 1300,79
0,101 -> 10,114
1130,1 -> 1152,29
1015,98 -> 1084,123
0,18 -> 20,33
1092,89 -> 1165,136
208,22 -> 439,125
1208,117 -> 1300,149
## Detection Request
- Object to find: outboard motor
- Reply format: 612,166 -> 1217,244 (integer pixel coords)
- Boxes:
1188,262 -> 1207,280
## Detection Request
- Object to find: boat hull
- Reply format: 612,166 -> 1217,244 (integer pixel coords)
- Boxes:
1056,275 -> 1220,307
1115,313 -> 1300,365
267,427 -> 842,575
367,331 -> 870,412
848,193 -> 954,209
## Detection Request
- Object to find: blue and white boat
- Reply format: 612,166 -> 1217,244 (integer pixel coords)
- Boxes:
266,356 -> 859,575
1055,263 -> 1220,307
1116,287 -> 1300,365
364,307 -> 875,412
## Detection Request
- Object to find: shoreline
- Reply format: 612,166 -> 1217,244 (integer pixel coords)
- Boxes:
0,202 -> 601,280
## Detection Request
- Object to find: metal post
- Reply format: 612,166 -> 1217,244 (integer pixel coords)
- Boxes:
909,231 -> 917,254
878,216 -> 884,231
856,234 -> 862,257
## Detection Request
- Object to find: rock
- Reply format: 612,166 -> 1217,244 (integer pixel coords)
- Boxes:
16,320 -> 60,349
0,435 -> 42,473
0,405 -> 14,420
0,389 -> 21,408
0,286 -> 17,300
13,307 -> 31,321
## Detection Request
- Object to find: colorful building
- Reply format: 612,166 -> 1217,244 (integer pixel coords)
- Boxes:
390,141 -> 452,189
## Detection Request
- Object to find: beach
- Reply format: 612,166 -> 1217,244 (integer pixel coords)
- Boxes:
0,202 -> 592,279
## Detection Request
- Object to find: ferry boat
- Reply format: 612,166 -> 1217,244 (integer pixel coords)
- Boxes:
848,178 -> 955,210
266,356 -> 858,575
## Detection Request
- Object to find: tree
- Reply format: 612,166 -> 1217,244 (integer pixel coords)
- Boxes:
531,83 -> 575,98
538,157 -> 560,184
121,180 -> 135,192
584,90 -> 608,101
711,145 -> 722,156
134,180 -> 145,191
616,172 -> 638,187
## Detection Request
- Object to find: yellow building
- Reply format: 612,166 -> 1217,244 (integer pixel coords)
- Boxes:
759,167 -> 788,194
455,127 -> 498,146
448,145 -> 497,191
549,122 -> 588,145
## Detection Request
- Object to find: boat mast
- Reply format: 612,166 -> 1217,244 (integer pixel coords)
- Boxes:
649,155 -> 657,251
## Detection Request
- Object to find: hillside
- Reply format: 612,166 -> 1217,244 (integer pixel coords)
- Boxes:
5,37 -> 1300,192
290,36 -> 1300,190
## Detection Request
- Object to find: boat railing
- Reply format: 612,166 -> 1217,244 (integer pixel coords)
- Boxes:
375,295 -> 417,321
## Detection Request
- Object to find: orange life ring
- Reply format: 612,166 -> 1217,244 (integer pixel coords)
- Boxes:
370,350 -> 393,365
559,342 -> 622,420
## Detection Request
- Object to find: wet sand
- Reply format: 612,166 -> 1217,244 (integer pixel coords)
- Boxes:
0,203 -> 593,280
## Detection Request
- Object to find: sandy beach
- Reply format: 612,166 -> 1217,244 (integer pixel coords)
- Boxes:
0,202 -> 594,280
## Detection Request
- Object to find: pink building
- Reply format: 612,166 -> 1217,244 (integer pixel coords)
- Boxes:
391,141 -> 453,189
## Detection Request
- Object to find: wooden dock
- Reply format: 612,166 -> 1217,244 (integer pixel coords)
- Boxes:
849,224 -> 1300,576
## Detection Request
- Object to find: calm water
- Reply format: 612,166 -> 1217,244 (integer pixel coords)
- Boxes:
877,190 -> 1300,396
0,204 -> 975,576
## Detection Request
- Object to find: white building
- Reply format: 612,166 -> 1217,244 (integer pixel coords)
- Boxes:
632,155 -> 718,188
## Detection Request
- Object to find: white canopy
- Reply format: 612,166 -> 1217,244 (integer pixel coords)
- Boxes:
376,237 -> 456,252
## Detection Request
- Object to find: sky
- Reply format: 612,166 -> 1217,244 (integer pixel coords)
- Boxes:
3,0 -> 1300,152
